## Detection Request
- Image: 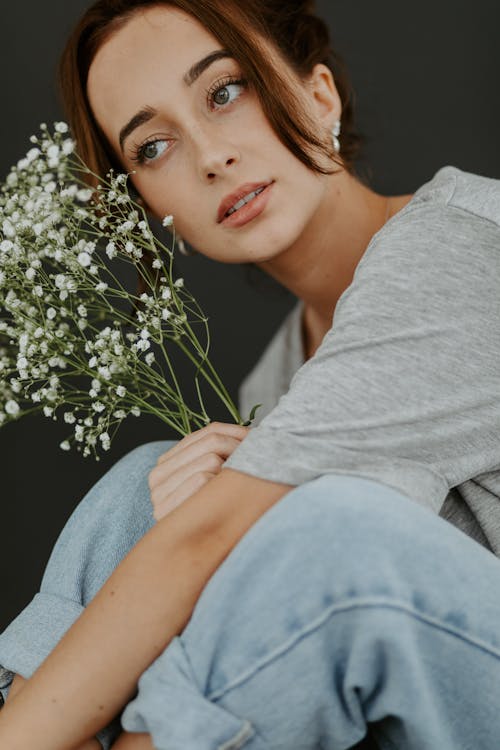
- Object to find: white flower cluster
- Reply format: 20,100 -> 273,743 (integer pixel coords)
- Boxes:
0,122 -> 241,459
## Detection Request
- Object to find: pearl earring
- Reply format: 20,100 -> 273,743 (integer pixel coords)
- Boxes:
177,235 -> 195,256
332,120 -> 341,154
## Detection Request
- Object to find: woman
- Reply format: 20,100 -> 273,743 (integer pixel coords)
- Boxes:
1,1 -> 500,748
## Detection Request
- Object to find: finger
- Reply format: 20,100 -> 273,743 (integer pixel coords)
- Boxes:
149,434 -> 243,490
156,422 -> 249,464
152,471 -> 216,521
150,451 -> 224,500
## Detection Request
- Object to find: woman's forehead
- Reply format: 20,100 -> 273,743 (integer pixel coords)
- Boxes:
89,5 -> 218,80
86,6 -> 222,132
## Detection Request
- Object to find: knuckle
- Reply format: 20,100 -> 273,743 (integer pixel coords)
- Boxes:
150,492 -> 159,509
205,452 -> 223,472
195,470 -> 214,483
207,433 -> 227,451
207,421 -> 223,431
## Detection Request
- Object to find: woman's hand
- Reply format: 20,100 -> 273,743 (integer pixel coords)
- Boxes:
148,422 -> 250,521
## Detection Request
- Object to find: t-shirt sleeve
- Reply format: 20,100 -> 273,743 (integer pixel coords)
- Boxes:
238,301 -> 304,426
225,202 -> 500,513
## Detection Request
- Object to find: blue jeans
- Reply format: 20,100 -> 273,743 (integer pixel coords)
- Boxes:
1,441 -> 500,750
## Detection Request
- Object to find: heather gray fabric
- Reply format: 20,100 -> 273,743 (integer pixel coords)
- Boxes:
239,300 -> 305,426
229,165 -> 500,556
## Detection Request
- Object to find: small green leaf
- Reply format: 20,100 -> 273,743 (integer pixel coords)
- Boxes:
242,403 -> 262,426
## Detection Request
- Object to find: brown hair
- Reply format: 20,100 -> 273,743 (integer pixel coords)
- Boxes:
59,0 -> 365,185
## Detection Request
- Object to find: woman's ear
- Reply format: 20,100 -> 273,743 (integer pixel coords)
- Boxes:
306,63 -> 342,130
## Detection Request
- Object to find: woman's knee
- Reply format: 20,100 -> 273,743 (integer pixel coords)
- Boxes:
182,474 -> 436,646
78,440 -> 178,521
246,473 -> 420,566
101,440 -> 178,494
281,473 -> 452,587
42,440 -> 179,604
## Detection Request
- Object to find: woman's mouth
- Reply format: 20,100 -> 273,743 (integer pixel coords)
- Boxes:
221,182 -> 274,228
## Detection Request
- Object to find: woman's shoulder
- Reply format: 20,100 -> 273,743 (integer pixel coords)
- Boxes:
348,165 -> 500,287
409,165 -> 500,226
238,301 -> 304,425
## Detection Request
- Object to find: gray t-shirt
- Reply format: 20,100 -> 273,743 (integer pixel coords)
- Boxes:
226,165 -> 500,556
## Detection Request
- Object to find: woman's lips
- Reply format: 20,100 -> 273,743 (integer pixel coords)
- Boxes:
220,182 -> 274,228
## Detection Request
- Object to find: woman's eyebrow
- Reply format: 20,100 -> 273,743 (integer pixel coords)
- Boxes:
119,49 -> 233,153
183,49 -> 232,86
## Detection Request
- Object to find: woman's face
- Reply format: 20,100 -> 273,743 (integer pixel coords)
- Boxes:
87,5 -> 340,264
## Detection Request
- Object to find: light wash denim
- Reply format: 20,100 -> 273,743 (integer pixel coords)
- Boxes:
2,440 -> 500,750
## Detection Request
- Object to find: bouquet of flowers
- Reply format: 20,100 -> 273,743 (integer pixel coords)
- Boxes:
0,122 -> 257,460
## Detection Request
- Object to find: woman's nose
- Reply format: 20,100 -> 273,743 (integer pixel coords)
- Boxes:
194,128 -> 240,179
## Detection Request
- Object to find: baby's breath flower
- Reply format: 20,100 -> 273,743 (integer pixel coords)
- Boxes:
2,220 -> 15,238
76,188 -> 93,202
118,220 -> 134,234
135,338 -> 150,352
78,251 -> 92,267
62,139 -> 75,155
0,122 -> 244,460
5,400 -> 20,416
0,240 -> 13,254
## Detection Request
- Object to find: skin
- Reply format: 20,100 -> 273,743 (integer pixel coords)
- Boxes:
86,5 -> 414,360
1,7 -> 415,748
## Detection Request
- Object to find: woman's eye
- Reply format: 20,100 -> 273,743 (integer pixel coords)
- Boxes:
132,139 -> 169,165
131,78 -> 247,166
209,78 -> 247,110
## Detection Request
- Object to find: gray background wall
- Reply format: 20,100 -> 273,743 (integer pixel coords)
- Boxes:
1,0 -> 499,631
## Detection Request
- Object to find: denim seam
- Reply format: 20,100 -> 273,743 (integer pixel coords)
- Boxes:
217,719 -> 255,750
207,596 -> 500,702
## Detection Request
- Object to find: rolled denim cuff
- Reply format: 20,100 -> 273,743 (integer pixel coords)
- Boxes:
0,592 -> 83,680
0,592 -> 120,750
122,636 -> 255,750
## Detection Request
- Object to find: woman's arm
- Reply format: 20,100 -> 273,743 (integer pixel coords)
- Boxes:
5,676 -> 101,750
0,468 -> 291,750
9,676 -> 153,749
9,676 -> 154,749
